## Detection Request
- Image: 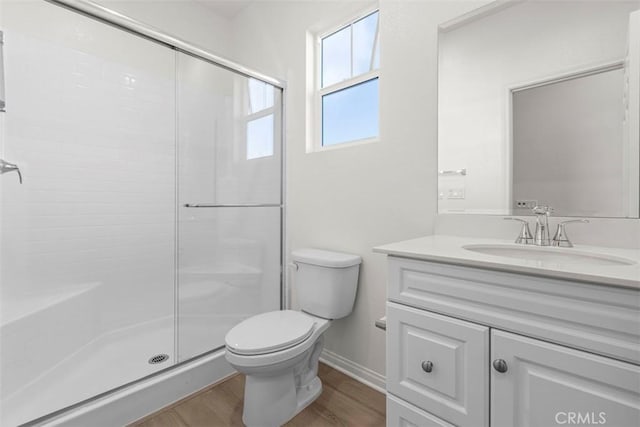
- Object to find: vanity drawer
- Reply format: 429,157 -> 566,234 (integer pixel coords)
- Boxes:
388,256 -> 640,364
387,394 -> 454,427
386,302 -> 489,427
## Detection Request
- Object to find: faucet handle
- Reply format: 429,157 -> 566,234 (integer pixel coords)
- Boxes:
552,219 -> 589,248
504,217 -> 533,245
0,159 -> 22,184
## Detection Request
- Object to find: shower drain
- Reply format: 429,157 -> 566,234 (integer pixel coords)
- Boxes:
148,354 -> 170,365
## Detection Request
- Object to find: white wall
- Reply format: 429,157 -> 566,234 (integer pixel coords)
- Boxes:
225,0 -> 491,379
438,0 -> 639,214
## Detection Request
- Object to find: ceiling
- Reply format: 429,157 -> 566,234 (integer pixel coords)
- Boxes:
194,0 -> 253,19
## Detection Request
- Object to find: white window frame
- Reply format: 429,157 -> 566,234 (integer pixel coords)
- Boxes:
312,7 -> 380,152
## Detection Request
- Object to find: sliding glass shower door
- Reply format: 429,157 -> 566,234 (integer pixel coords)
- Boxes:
0,2 -> 283,425
176,52 -> 282,361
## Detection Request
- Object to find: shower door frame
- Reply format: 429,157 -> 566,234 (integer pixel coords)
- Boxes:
14,0 -> 287,424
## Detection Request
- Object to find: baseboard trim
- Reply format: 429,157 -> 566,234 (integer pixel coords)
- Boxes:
320,349 -> 386,394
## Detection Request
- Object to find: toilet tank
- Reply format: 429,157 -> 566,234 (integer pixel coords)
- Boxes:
291,248 -> 361,319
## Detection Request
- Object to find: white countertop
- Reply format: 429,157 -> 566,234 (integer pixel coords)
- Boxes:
373,235 -> 640,289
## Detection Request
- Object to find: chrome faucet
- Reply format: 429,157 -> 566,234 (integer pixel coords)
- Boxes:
532,205 -> 552,246
507,206 -> 588,247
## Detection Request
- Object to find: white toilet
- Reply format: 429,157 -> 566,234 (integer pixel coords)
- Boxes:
224,248 -> 361,427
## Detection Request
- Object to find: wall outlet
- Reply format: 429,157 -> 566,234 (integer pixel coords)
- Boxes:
515,199 -> 538,209
447,188 -> 465,199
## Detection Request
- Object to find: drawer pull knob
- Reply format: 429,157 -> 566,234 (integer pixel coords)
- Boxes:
493,359 -> 508,373
421,361 -> 434,373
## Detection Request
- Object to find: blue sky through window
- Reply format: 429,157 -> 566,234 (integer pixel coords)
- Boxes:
246,78 -> 275,159
320,11 -> 379,147
322,78 -> 379,146
247,114 -> 274,159
353,12 -> 378,76
321,11 -> 379,88
322,27 -> 350,87
248,79 -> 274,114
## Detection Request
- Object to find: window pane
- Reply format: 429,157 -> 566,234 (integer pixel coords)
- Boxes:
322,78 -> 378,146
248,78 -> 274,114
353,12 -> 379,75
247,114 -> 274,159
322,26 -> 351,88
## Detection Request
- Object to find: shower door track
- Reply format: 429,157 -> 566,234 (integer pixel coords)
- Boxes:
45,0 -> 286,89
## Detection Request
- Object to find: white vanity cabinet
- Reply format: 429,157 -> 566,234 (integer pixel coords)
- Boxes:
385,256 -> 640,427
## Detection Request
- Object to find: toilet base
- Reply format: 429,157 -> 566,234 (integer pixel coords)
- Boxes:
239,335 -> 326,427
241,375 -> 322,427
295,376 -> 323,415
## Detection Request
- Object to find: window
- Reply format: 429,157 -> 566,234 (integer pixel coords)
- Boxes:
246,78 -> 275,160
316,9 -> 380,149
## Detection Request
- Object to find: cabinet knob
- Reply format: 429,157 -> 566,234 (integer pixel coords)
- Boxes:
493,359 -> 508,373
421,360 -> 434,373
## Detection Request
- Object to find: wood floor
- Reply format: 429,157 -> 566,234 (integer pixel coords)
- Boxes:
129,363 -> 386,427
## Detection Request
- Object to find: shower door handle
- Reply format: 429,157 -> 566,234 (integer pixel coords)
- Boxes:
0,159 -> 23,184
1,30 -> 5,112
184,203 -> 281,208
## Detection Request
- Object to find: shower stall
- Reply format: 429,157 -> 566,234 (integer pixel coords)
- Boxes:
0,1 -> 284,425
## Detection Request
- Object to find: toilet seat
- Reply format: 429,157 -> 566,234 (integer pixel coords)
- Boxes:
225,310 -> 316,356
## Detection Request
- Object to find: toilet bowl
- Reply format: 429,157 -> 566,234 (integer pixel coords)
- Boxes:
224,248 -> 361,427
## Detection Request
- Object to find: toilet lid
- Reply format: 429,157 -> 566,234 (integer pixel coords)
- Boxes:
225,310 -> 316,355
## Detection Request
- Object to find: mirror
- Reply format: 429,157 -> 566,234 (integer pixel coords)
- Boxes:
438,0 -> 640,218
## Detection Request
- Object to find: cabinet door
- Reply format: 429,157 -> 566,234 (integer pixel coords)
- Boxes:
387,302 -> 489,427
492,330 -> 640,427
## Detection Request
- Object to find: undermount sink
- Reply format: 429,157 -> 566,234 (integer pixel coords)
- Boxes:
462,244 -> 637,267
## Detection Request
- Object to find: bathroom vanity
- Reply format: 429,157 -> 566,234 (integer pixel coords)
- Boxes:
374,235 -> 640,427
